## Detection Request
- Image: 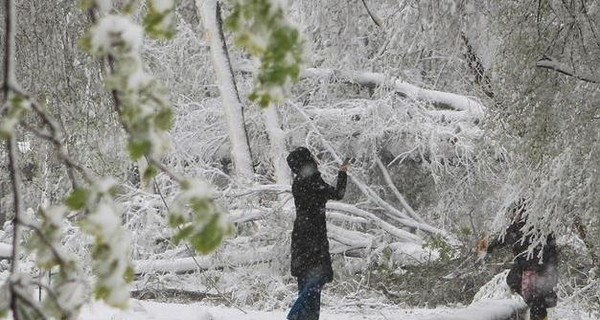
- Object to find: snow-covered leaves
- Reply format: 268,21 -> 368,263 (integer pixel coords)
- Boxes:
144,0 -> 177,40
81,1 -> 174,174
73,178 -> 134,307
78,0 -> 231,305
169,180 -> 233,254
226,0 -> 303,107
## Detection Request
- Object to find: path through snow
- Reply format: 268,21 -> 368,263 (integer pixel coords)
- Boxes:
79,299 -> 595,320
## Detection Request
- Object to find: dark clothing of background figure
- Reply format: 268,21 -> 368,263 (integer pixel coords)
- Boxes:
290,168 -> 347,282
286,147 -> 348,320
487,213 -> 559,320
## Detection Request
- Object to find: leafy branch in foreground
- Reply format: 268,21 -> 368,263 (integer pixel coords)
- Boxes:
0,0 -> 232,317
81,0 -> 233,305
226,0 -> 304,107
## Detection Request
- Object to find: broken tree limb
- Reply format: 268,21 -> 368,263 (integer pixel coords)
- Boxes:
134,241 -> 372,275
375,157 -> 426,224
135,245 -> 276,274
291,103 -> 458,244
327,202 -> 423,243
300,68 -> 486,117
233,61 -> 486,117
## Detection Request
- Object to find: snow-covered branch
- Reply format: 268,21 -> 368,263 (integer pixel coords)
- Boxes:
233,63 -> 486,117
135,245 -> 276,274
300,68 -> 486,117
375,157 -> 426,224
327,202 -> 423,243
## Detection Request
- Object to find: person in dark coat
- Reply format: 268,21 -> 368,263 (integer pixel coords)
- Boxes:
286,147 -> 348,320
486,200 -> 559,320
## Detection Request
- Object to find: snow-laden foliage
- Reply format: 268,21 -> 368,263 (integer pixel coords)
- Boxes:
168,180 -> 233,254
82,10 -> 173,168
487,0 -> 600,271
226,0 -> 303,107
2,0 -> 599,316
0,94 -> 30,139
0,0 -> 231,318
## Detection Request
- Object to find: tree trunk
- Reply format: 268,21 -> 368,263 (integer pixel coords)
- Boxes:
262,105 -> 290,185
197,0 -> 254,181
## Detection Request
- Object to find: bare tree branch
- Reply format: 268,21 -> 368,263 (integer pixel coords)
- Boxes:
360,0 -> 382,27
536,55 -> 600,84
3,1 -> 24,318
460,32 -> 494,99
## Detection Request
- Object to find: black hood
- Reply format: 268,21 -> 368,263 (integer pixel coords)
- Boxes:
287,147 -> 317,175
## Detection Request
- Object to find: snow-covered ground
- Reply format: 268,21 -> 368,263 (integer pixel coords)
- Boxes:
80,299 -> 595,320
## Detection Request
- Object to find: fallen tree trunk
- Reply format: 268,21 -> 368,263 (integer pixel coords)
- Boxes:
131,289 -> 218,301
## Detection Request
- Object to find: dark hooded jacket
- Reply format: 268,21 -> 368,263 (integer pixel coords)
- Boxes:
287,147 -> 347,281
488,218 -> 558,272
487,203 -> 558,272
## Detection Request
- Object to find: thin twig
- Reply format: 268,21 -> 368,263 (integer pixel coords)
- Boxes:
360,0 -> 382,27
536,55 -> 600,84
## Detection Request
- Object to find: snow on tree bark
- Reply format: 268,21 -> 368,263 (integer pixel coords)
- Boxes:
198,0 -> 254,181
261,105 -> 291,185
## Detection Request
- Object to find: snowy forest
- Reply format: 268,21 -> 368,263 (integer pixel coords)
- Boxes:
0,0 -> 599,319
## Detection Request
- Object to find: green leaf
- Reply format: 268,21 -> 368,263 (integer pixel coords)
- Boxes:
95,285 -> 110,300
173,226 -> 193,244
128,139 -> 151,160
143,5 -> 176,40
226,0 -> 303,108
168,213 -> 186,227
65,188 -> 89,210
142,165 -> 158,181
80,0 -> 95,10
124,266 -> 136,282
190,215 -> 225,254
155,108 -> 173,131
190,198 -> 211,218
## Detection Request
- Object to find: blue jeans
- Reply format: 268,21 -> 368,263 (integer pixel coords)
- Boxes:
287,271 -> 327,320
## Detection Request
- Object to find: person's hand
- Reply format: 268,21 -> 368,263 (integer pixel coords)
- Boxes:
474,235 -> 489,263
340,157 -> 351,172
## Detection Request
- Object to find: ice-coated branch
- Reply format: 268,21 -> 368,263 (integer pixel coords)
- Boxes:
6,137 -> 23,320
536,55 -> 600,84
